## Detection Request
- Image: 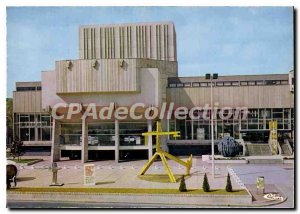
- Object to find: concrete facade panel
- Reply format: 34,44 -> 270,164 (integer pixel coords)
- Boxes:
13,91 -> 42,113
166,85 -> 293,109
79,22 -> 177,61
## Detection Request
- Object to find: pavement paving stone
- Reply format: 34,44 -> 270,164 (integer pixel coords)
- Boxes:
15,157 -> 242,190
12,157 -> 294,207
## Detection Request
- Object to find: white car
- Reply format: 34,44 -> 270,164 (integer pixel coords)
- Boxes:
6,160 -> 19,188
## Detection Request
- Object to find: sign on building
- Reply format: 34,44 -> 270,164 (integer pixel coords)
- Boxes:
269,120 -> 278,155
84,164 -> 95,185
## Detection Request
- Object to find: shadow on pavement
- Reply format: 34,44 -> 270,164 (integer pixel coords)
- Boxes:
17,177 -> 36,182
96,181 -> 115,185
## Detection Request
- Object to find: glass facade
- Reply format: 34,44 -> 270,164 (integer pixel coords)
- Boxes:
88,123 -> 115,146
14,113 -> 52,141
119,122 -> 148,146
60,122 -> 150,146
168,108 -> 294,143
168,79 -> 290,88
60,124 -> 82,145
14,108 -> 294,145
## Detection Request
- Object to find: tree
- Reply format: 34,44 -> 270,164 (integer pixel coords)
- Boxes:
225,173 -> 233,192
9,136 -> 24,161
179,176 -> 187,192
6,98 -> 13,147
202,173 -> 210,192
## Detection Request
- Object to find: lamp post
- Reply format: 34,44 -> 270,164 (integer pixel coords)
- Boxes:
205,73 -> 218,178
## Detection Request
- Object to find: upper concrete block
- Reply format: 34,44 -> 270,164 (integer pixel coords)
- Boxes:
79,21 -> 177,61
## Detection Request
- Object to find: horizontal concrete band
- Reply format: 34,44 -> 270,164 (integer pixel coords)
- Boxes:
207,160 -> 248,164
7,192 -> 252,206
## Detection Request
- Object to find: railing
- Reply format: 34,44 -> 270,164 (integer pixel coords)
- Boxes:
88,135 -> 115,146
60,134 -> 147,147
284,139 -> 293,155
120,135 -> 145,146
16,122 -> 50,127
277,141 -> 282,155
60,135 -> 81,146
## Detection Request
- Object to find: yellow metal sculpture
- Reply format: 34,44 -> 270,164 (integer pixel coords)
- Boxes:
269,120 -> 278,155
139,121 -> 193,183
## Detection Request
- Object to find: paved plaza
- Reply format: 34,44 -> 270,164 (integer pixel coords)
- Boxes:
9,156 -> 294,208
232,164 -> 294,208
16,157 -> 242,190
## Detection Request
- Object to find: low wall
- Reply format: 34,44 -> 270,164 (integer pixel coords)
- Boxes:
282,159 -> 294,164
207,159 -> 248,164
7,192 -> 252,206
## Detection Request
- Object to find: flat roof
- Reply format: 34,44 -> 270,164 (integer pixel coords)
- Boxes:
80,21 -> 174,29
16,81 -> 41,87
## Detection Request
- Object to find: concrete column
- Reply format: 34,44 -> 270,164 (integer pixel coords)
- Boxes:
147,120 -> 153,160
115,119 -> 120,163
81,118 -> 88,163
34,114 -> 38,141
288,108 -> 292,130
191,119 -> 194,140
160,119 -> 168,152
215,119 -> 218,139
51,119 -> 61,163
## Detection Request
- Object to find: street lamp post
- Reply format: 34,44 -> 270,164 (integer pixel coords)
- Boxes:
205,73 -> 218,179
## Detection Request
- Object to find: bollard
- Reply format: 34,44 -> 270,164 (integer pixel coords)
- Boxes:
49,162 -> 64,186
256,176 -> 265,194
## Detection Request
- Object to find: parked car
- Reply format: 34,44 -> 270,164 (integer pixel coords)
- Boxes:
6,160 -> 19,189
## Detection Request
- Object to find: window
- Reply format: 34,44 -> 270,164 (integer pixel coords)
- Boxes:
192,82 -> 200,87
88,123 -> 115,146
216,82 -> 223,86
16,87 -> 36,91
272,108 -> 283,119
200,82 -> 208,87
231,81 -> 239,86
265,80 -> 280,85
29,128 -> 35,141
119,122 -> 148,146
60,124 -> 82,145
176,83 -> 184,87
284,109 -> 290,119
20,115 -> 29,122
256,81 -> 264,85
169,83 -> 176,88
281,80 -> 288,85
241,81 -> 247,86
41,115 -> 51,126
224,82 -> 231,86
20,128 -> 30,141
184,83 -> 191,87
248,81 -> 255,86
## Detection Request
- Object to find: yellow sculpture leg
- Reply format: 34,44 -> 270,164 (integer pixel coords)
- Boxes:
159,153 -> 177,183
138,121 -> 193,183
163,152 -> 192,175
139,152 -> 159,175
163,151 -> 188,167
186,155 -> 193,175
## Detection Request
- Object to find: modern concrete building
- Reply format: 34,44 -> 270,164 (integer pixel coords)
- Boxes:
12,22 -> 294,162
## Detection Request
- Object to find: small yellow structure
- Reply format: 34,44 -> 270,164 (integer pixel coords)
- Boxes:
139,121 -> 192,183
269,120 -> 278,155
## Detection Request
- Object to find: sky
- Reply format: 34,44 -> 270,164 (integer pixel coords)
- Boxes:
6,6 -> 293,97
